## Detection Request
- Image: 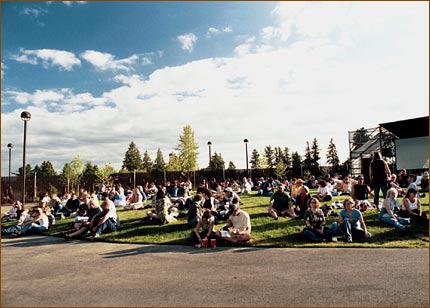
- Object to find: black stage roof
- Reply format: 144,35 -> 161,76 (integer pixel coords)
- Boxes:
379,116 -> 429,139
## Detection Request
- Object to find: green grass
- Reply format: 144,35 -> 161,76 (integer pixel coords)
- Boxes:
4,192 -> 429,248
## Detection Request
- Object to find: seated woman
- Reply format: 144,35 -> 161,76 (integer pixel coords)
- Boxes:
339,197 -> 371,242
400,188 -> 428,225
303,198 -> 333,242
339,176 -> 354,195
113,184 -> 126,207
315,180 -> 332,202
147,189 -> 176,225
123,188 -> 143,210
2,201 -> 23,222
73,199 -> 102,231
379,188 -> 410,230
389,174 -> 405,196
230,180 -> 242,194
216,199 -> 251,244
351,175 -> 373,211
187,194 -> 204,227
201,188 -> 217,212
137,185 -> 148,203
192,210 -> 216,248
13,207 -> 49,237
241,177 -> 252,195
294,185 -> 311,218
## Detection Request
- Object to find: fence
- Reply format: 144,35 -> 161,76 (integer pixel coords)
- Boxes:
1,166 -> 340,204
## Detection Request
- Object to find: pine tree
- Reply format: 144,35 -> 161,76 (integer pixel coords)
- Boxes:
283,147 -> 291,168
311,137 -> 320,168
326,138 -> 340,168
39,161 -> 57,176
291,151 -> 302,170
208,152 -> 225,170
152,148 -> 166,172
177,125 -> 199,172
264,145 -> 275,169
352,127 -> 371,149
303,142 -> 312,170
82,161 -> 98,177
141,150 -> 153,173
17,164 -> 32,176
274,147 -> 284,165
227,161 -> 236,170
122,141 -> 143,171
250,149 -> 260,169
166,152 -> 181,171
31,164 -> 41,176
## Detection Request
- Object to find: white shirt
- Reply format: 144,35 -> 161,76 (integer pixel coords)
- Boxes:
229,210 -> 251,233
402,198 -> 418,211
37,215 -> 49,229
317,186 -> 332,196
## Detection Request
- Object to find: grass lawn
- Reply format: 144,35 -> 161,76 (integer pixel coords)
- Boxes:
4,192 -> 429,248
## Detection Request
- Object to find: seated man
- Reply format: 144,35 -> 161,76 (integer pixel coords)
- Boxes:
295,185 -> 311,218
268,184 -> 297,219
351,175 -> 372,211
261,178 -> 275,196
216,198 -> 251,244
59,193 -> 80,217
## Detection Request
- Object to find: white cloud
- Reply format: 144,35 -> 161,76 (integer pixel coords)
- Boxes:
234,36 -> 255,56
21,7 -> 46,17
1,62 -> 6,78
206,26 -> 233,38
80,50 -> 141,71
12,49 -> 81,71
2,2 -> 428,173
62,1 -> 87,6
177,33 -> 198,52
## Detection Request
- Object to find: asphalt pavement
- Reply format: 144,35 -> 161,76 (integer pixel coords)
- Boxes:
1,236 -> 428,307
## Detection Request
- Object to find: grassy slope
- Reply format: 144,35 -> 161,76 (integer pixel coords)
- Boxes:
5,192 -> 429,248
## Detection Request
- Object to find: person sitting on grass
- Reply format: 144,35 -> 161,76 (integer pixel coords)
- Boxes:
124,188 -> 143,210
303,198 -> 333,242
216,198 -> 251,244
389,174 -> 405,196
261,178 -> 275,196
187,193 -> 204,228
241,177 -> 253,194
315,180 -> 332,202
295,185 -> 311,218
201,188 -> 217,212
397,169 -> 408,188
339,197 -> 371,242
268,184 -> 297,220
351,175 -> 372,211
114,183 -> 126,207
379,188 -> 410,230
290,179 -> 304,199
400,188 -> 428,226
12,207 -> 49,237
193,210 -> 216,248
147,189 -> 176,225
2,201 -> 23,222
420,171 -> 429,196
72,198 -> 103,232
58,192 -> 80,217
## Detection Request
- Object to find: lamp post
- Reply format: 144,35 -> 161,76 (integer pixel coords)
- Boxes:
21,111 -> 31,207
7,143 -> 13,197
207,141 -> 212,167
244,139 -> 249,175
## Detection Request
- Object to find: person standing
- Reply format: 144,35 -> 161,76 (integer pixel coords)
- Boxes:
369,151 -> 391,210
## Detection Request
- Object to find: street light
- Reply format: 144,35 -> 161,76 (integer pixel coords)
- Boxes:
244,139 -> 249,174
7,143 -> 13,200
207,141 -> 212,166
21,111 -> 31,207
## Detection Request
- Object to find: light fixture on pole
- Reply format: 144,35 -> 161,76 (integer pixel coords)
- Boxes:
20,111 -> 31,207
243,139 -> 249,174
7,143 -> 13,200
207,141 -> 212,166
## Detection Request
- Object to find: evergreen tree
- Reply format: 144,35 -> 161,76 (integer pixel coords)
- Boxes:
291,151 -> 302,170
250,149 -> 260,169
82,161 -> 98,177
166,152 -> 181,172
303,142 -> 312,170
283,147 -> 292,168
311,137 -> 321,168
326,138 -> 340,168
208,152 -> 225,170
227,161 -> 236,170
177,125 -> 199,172
122,141 -> 143,171
274,147 -> 284,165
17,164 -> 32,176
141,150 -> 153,173
31,164 -> 41,176
153,148 -> 166,172
264,145 -> 275,169
39,161 -> 57,176
352,127 -> 371,149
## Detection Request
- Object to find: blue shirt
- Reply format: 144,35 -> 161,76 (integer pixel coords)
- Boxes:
340,208 -> 362,229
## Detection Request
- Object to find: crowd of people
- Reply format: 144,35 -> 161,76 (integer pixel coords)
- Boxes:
2,151 -> 428,246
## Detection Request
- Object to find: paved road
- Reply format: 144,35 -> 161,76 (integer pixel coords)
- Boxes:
1,236 -> 428,307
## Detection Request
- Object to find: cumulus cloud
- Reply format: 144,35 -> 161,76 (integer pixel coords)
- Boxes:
80,50 -> 149,71
11,49 -> 81,71
177,33 -> 198,52
21,7 -> 47,17
62,1 -> 87,6
234,37 -> 255,56
2,2 -> 428,173
206,26 -> 233,38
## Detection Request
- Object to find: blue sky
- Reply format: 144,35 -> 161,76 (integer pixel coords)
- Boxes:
1,1 -> 429,174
